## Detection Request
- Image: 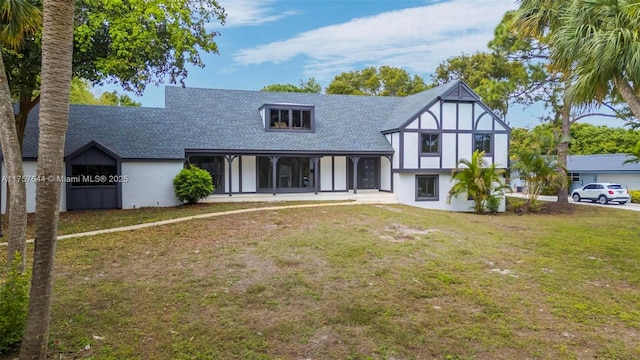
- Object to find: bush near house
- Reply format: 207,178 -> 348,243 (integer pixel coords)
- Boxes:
629,190 -> 640,204
173,166 -> 214,204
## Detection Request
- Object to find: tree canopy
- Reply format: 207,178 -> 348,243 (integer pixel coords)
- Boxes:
261,78 -> 322,93
326,66 -> 429,96
548,0 -> 640,121
69,78 -> 140,106
3,0 -> 226,145
510,123 -> 640,156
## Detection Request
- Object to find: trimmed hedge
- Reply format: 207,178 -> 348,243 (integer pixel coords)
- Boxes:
629,190 -> 640,204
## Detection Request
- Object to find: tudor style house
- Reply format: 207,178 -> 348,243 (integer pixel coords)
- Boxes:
1,80 -> 510,213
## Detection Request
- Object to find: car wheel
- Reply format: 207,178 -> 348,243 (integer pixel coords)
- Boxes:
572,193 -> 580,202
598,195 -> 608,205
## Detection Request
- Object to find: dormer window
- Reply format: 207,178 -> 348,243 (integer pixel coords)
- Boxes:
262,104 -> 314,131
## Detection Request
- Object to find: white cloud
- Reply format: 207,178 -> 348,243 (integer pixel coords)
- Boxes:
232,0 -> 517,78
218,0 -> 298,27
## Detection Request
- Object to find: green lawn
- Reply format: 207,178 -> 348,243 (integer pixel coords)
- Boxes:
3,203 -> 640,359
2,201 -> 345,238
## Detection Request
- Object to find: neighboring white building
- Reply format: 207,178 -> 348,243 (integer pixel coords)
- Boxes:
1,80 -> 510,213
567,154 -> 640,192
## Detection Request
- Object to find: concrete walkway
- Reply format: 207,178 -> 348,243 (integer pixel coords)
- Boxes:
0,201 -> 363,247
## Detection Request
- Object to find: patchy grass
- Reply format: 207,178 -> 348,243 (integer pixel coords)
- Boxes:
2,201 -> 345,238
3,203 -> 640,359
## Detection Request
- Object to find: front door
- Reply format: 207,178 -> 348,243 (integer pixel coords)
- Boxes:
349,157 -> 379,190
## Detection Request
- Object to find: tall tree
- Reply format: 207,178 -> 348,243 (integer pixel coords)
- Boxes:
623,141 -> 640,164
69,78 -> 140,106
19,0 -> 74,357
326,66 -> 428,96
261,78 -> 322,93
0,0 -> 41,271
4,0 -> 225,148
2,0 -> 221,265
549,0 -> 640,122
432,51 -> 534,119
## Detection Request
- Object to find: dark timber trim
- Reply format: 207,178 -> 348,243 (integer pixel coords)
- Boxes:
350,156 -> 361,194
225,155 -> 238,196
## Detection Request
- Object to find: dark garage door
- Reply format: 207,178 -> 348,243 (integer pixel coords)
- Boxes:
66,143 -> 121,211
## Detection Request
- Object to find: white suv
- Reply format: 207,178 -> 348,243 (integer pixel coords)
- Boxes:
571,183 -> 630,205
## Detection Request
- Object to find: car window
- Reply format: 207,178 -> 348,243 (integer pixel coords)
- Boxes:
584,184 -> 595,189
607,185 -> 623,189
596,184 -> 604,189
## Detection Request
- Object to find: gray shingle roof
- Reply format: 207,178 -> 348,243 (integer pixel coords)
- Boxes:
384,81 -> 461,130
568,154 -> 640,172
18,82 -> 466,160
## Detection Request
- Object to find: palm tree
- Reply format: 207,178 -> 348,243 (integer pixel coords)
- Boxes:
550,0 -> 640,120
512,148 -> 565,205
513,0 -> 575,204
623,141 -> 640,165
19,0 -> 75,358
0,0 -> 41,271
448,150 -> 508,214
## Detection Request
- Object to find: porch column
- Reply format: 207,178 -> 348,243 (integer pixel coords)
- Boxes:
225,155 -> 238,196
350,156 -> 360,195
270,156 -> 279,196
385,155 -> 394,193
312,156 -> 321,195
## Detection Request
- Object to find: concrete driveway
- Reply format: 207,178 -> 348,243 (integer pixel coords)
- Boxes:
507,193 -> 640,212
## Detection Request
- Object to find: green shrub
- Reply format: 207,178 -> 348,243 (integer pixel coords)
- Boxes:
486,194 -> 502,213
506,197 -> 526,213
173,166 -> 214,204
630,190 -> 640,204
0,254 -> 30,354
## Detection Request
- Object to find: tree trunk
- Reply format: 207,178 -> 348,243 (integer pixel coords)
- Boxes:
0,53 -> 28,272
19,0 -> 75,358
556,101 -> 571,203
614,77 -> 640,121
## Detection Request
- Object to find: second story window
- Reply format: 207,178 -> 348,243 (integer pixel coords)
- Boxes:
421,133 -> 439,154
474,133 -> 492,154
267,106 -> 313,131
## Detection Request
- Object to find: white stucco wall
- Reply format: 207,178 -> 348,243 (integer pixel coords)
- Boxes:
458,103 -> 473,130
1,161 -> 66,214
403,132 -> 419,168
476,113 -> 493,131
458,133 -> 472,163
406,118 -> 419,129
241,156 -> 257,192
420,157 -> 439,169
393,172 -> 506,212
231,158 -> 240,193
380,157 -> 391,191
420,111 -> 438,130
121,161 -> 182,209
391,133 -> 400,169
334,156 -> 347,191
320,156 -> 333,191
493,133 -> 509,167
597,174 -> 640,190
427,103 -> 440,124
441,133 -> 457,169
442,102 -> 457,130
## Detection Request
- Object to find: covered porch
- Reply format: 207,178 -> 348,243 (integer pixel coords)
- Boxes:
184,151 -> 394,196
203,189 -> 399,204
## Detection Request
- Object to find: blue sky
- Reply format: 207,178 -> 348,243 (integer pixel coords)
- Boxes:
100,0 -> 624,128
